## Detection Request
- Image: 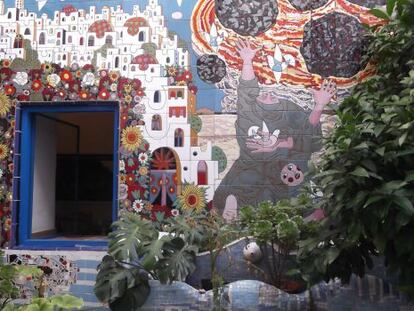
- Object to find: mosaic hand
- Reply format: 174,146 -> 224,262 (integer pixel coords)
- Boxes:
312,79 -> 337,107
235,39 -> 260,63
246,133 -> 293,154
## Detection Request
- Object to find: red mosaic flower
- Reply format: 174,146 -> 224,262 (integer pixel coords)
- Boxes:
42,86 -> 55,100
0,68 -> 13,81
189,84 -> 198,94
60,70 -> 73,82
28,69 -> 43,80
79,90 -> 90,100
132,79 -> 142,90
136,88 -> 145,97
57,90 -> 66,98
2,59 -> 11,68
98,88 -> 110,100
83,64 -> 94,71
4,85 -> 16,96
69,80 -> 81,92
31,79 -> 43,92
183,70 -> 192,81
125,173 -> 136,186
17,94 -> 29,101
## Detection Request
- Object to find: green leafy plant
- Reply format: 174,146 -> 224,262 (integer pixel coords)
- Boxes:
94,213 -> 198,311
298,0 -> 414,288
0,251 -> 43,309
165,210 -> 238,311
3,294 -> 83,311
0,250 -> 82,310
240,196 -> 318,291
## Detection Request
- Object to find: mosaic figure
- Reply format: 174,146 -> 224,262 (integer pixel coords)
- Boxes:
214,40 -> 336,217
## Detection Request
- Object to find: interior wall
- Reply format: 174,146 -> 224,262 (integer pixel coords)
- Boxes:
32,116 -> 57,234
56,113 -> 114,155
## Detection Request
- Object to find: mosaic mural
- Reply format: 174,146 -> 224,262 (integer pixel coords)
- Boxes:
7,253 -> 78,298
0,0 -> 386,246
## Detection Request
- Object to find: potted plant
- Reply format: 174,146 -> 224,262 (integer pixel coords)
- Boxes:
239,196 -> 319,293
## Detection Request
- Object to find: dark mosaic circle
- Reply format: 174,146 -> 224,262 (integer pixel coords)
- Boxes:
347,0 -> 386,8
197,54 -> 227,84
300,12 -> 370,78
288,0 -> 329,11
215,0 -> 278,36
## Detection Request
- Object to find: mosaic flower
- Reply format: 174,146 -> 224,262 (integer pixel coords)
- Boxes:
0,92 -> 11,117
132,199 -> 144,213
71,63 -> 80,71
98,89 -> 110,100
121,126 -> 143,152
110,83 -> 118,92
122,199 -> 132,210
4,85 -> 15,96
0,168 -> 3,179
118,184 -> 128,200
109,71 -> 120,82
42,62 -> 54,73
138,152 -> 148,164
0,144 -> 9,160
82,72 -> 95,87
60,69 -> 73,82
132,103 -> 145,115
171,209 -> 179,217
124,84 -> 132,94
31,80 -> 43,92
119,160 -> 125,172
79,90 -> 90,100
119,174 -> 126,184
167,66 -> 178,76
13,72 -> 29,86
2,59 -> 11,68
126,173 -> 136,186
176,184 -> 207,213
138,166 -> 148,176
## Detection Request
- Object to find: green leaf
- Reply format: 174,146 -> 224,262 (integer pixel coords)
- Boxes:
386,0 -> 397,16
369,8 -> 390,19
94,255 -> 150,307
364,195 -> 384,208
49,295 -> 84,310
394,197 -> 414,216
398,132 -> 408,146
155,237 -> 197,283
108,214 -> 158,262
350,167 -> 370,178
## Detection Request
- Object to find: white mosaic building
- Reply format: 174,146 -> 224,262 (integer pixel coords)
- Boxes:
0,0 -> 220,201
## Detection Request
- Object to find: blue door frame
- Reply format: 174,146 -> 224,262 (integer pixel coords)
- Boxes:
18,103 -> 119,249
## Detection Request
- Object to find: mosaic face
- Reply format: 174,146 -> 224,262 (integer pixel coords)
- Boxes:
281,163 -> 304,187
215,0 -> 279,36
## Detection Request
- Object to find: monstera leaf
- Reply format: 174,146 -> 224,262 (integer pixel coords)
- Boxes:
94,255 -> 150,311
108,214 -> 158,262
155,237 -> 198,283
165,212 -> 205,245
48,295 -> 83,310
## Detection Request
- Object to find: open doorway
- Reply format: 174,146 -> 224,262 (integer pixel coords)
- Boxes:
19,105 -> 118,247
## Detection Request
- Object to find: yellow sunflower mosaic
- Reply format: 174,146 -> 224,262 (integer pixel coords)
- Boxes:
121,126 -> 143,152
